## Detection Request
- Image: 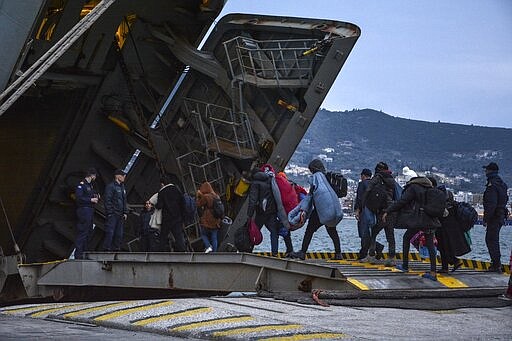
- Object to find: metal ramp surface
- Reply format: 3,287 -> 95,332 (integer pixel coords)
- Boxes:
253,252 -> 509,295
17,252 -> 358,300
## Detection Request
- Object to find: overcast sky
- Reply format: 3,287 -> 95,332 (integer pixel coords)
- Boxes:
216,0 -> 512,128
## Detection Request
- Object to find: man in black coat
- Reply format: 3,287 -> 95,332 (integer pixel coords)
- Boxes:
156,175 -> 187,252
362,162 -> 396,266
247,164 -> 284,257
482,162 -> 509,272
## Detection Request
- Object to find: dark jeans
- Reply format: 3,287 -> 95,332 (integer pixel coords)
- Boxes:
75,207 -> 94,259
200,226 -> 219,252
102,214 -> 124,251
139,228 -> 160,252
485,218 -> 503,266
282,231 -> 293,254
300,209 -> 341,254
255,213 -> 280,255
368,213 -> 395,257
403,229 -> 436,272
358,207 -> 378,258
160,217 -> 186,252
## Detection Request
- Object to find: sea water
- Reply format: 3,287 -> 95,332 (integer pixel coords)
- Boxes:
253,217 -> 512,262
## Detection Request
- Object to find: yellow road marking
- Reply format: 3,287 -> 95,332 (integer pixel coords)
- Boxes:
30,303 -> 88,318
171,315 -> 254,331
132,307 -> 212,326
63,301 -> 133,318
437,275 -> 469,288
94,300 -> 173,321
260,332 -> 347,340
212,324 -> 302,337
2,304 -> 63,314
346,278 -> 369,290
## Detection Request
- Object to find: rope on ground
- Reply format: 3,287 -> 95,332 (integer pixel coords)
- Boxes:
311,289 -> 329,307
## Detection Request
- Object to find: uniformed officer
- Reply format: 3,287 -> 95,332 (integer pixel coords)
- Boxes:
75,167 -> 99,259
483,162 -> 509,272
102,169 -> 128,251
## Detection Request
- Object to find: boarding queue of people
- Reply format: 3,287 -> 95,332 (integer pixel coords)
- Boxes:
73,161 -> 509,288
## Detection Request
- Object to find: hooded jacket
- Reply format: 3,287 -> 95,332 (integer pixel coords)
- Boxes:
386,176 -> 432,214
247,170 -> 276,218
483,171 -> 509,222
196,181 -> 221,229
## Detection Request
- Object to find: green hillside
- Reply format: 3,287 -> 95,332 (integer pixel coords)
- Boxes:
290,109 -> 511,191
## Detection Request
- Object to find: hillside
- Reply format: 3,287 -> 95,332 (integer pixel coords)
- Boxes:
290,109 -> 512,192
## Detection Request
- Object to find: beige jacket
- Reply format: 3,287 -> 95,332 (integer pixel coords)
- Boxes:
148,192 -> 161,230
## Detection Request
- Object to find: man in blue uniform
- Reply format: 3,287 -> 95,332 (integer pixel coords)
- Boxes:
102,169 -> 128,251
75,168 -> 99,259
482,162 -> 509,272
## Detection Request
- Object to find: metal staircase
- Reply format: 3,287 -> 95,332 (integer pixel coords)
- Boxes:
223,36 -> 318,88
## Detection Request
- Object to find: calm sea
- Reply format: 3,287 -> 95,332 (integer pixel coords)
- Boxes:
253,218 -> 512,263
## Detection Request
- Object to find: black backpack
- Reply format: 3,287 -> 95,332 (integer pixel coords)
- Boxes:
234,225 -> 254,252
422,188 -> 446,218
365,180 -> 388,213
212,197 -> 225,219
455,201 -> 478,232
325,171 -> 348,198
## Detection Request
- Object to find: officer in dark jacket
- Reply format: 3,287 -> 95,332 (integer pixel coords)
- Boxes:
75,168 -> 99,259
102,169 -> 128,251
362,162 -> 397,265
247,165 -> 283,257
482,162 -> 509,272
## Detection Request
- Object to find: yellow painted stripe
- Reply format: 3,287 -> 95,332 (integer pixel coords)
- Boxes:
346,277 -> 369,290
171,315 -> 254,331
437,275 -> 469,288
30,303 -> 88,318
212,324 -> 302,337
94,300 -> 173,321
260,332 -> 347,340
2,304 -> 63,314
63,301 -> 132,318
132,307 -> 212,326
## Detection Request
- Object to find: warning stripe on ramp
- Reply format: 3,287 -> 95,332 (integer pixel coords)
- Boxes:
259,332 -> 348,340
170,315 -> 254,331
29,303 -> 89,318
62,301 -> 135,318
131,307 -> 212,326
93,300 -> 173,321
211,324 -> 303,337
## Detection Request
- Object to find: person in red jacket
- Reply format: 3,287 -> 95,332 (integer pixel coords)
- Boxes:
196,181 -> 222,252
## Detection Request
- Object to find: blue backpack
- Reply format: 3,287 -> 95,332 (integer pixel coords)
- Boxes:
455,202 -> 478,232
393,181 -> 403,201
182,192 -> 197,225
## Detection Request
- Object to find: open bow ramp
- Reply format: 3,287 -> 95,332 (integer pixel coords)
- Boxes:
17,252 -> 357,299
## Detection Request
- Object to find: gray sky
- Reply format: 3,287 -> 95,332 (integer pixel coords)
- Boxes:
217,0 -> 512,128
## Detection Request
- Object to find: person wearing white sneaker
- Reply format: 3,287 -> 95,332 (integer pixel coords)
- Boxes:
197,181 -> 222,253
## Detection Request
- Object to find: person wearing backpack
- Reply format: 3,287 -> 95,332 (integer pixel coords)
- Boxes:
291,159 -> 343,260
354,168 -> 383,261
435,186 -> 468,273
362,162 -> 397,266
196,181 -> 222,253
156,175 -> 187,252
482,162 -> 509,273
383,176 -> 440,281
247,165 -> 282,257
